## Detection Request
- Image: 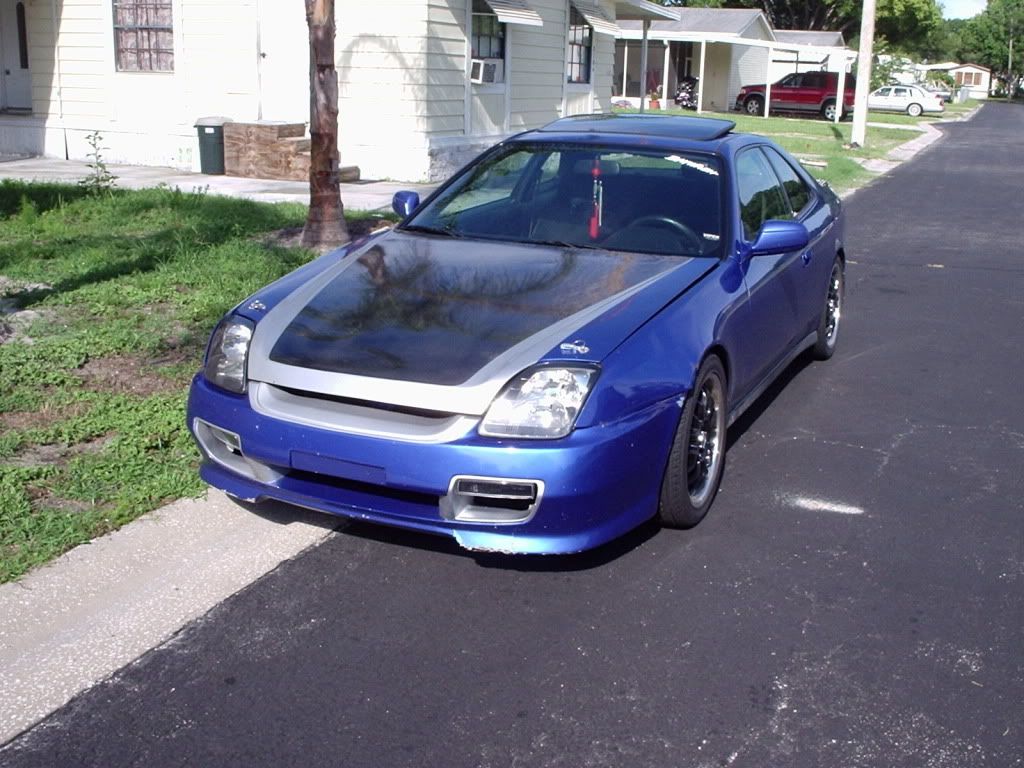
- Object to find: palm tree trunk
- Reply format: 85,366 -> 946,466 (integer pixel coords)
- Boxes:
303,0 -> 349,248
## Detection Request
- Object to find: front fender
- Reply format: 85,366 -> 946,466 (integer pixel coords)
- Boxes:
575,258 -> 748,428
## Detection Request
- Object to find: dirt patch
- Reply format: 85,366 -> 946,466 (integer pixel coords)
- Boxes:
0,401 -> 88,432
26,484 -> 95,515
75,353 -> 183,397
8,433 -> 115,469
262,217 -> 395,251
0,276 -> 54,345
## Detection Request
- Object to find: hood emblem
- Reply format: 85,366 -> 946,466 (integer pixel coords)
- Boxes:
559,340 -> 590,355
247,300 -> 267,312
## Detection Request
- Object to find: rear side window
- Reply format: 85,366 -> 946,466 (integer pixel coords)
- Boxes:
736,148 -> 790,240
763,147 -> 812,215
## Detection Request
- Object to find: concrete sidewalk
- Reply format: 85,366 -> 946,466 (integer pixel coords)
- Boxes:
0,157 -> 436,211
0,492 -> 339,744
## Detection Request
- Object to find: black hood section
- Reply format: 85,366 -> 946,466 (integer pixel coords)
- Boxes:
268,232 -> 684,386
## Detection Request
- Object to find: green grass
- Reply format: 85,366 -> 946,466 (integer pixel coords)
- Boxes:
0,181 -> 393,582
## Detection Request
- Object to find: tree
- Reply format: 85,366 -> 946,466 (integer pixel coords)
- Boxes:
959,0 -> 1024,95
303,0 -> 349,249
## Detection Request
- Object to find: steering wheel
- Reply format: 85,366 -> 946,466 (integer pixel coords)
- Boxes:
627,215 -> 704,253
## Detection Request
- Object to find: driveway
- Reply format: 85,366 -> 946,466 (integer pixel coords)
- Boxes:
1,104 -> 1022,768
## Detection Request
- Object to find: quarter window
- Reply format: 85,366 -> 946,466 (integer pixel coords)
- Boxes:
567,8 -> 592,84
112,0 -> 174,72
736,148 -> 790,240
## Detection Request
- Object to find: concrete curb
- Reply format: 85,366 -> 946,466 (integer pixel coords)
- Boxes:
0,491 -> 337,745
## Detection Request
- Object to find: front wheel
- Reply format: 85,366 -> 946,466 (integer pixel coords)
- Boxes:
744,96 -> 765,116
812,257 -> 845,360
658,356 -> 728,528
907,103 -> 923,117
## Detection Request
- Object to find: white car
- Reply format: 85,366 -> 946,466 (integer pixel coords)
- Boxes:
868,85 -> 945,117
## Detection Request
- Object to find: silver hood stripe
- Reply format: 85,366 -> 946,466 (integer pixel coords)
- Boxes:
247,240 -> 682,416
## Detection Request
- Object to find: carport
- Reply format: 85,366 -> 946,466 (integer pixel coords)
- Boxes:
615,24 -> 855,123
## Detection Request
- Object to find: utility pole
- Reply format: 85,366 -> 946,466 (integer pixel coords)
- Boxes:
850,0 -> 877,147
1008,32 -> 1014,100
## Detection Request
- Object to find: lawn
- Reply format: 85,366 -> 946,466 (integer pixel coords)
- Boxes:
0,181 -> 392,582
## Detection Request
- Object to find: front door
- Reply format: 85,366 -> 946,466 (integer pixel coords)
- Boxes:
0,0 -> 31,110
256,0 -> 308,122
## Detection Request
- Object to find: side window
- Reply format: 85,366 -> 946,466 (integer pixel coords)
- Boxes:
876,87 -> 892,97
779,74 -> 802,87
763,147 -> 812,215
736,148 -> 790,241
803,72 -> 825,88
893,87 -> 909,98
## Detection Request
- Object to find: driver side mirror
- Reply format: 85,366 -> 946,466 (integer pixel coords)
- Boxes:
392,190 -> 421,218
750,220 -> 810,256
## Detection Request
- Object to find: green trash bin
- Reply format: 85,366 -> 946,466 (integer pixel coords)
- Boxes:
195,117 -> 230,175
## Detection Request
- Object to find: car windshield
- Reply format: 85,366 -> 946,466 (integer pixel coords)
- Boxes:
404,143 -> 723,258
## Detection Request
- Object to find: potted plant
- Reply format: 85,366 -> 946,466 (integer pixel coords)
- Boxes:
647,91 -> 661,110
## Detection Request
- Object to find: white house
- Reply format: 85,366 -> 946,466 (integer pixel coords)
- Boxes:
917,61 -> 991,99
0,0 -> 676,182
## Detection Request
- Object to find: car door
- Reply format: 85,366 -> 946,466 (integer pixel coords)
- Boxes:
869,86 -> 892,111
761,146 -> 832,340
798,72 -> 826,112
771,73 -> 802,110
891,86 -> 911,111
732,146 -> 806,391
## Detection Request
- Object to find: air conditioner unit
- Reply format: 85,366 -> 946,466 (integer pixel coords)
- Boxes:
470,58 -> 504,84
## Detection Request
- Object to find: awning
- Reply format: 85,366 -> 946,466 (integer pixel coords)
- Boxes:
479,0 -> 543,27
613,0 -> 679,21
570,0 -> 619,36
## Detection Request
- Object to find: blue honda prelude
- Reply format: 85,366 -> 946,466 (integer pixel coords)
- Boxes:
187,114 -> 846,555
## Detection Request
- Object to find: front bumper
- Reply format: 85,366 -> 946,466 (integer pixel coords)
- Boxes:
186,376 -> 682,554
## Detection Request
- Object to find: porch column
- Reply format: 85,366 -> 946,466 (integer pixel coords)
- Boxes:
834,55 -> 847,124
621,41 -> 629,98
639,19 -> 649,113
697,40 -> 706,113
661,40 -> 670,109
763,46 -> 773,117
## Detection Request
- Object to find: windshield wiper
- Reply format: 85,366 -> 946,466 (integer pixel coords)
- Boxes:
401,224 -> 464,238
529,238 -> 602,250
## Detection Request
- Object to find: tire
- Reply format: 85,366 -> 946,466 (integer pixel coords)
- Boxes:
812,257 -> 845,360
907,103 -> 923,117
744,96 -> 765,116
821,100 -> 838,121
658,356 -> 728,528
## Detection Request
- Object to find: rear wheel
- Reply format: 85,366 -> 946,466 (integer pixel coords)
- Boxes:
812,257 -> 845,360
744,95 -> 765,116
658,356 -> 728,528
821,100 -> 838,120
907,102 -> 923,117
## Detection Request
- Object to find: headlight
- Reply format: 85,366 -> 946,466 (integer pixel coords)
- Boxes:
480,367 -> 597,439
204,316 -> 254,394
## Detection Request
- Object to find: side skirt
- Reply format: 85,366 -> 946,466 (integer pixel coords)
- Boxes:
726,330 -> 818,428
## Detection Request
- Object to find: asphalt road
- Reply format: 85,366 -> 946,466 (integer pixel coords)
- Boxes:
3,104 -> 1023,768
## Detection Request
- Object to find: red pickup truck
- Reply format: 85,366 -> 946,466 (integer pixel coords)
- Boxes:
735,71 -> 856,120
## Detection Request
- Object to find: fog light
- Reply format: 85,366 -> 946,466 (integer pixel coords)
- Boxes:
440,475 -> 543,524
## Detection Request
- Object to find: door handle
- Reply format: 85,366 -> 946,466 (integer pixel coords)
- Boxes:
801,250 -> 811,265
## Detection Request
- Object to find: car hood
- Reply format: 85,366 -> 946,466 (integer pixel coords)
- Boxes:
247,231 -> 712,415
